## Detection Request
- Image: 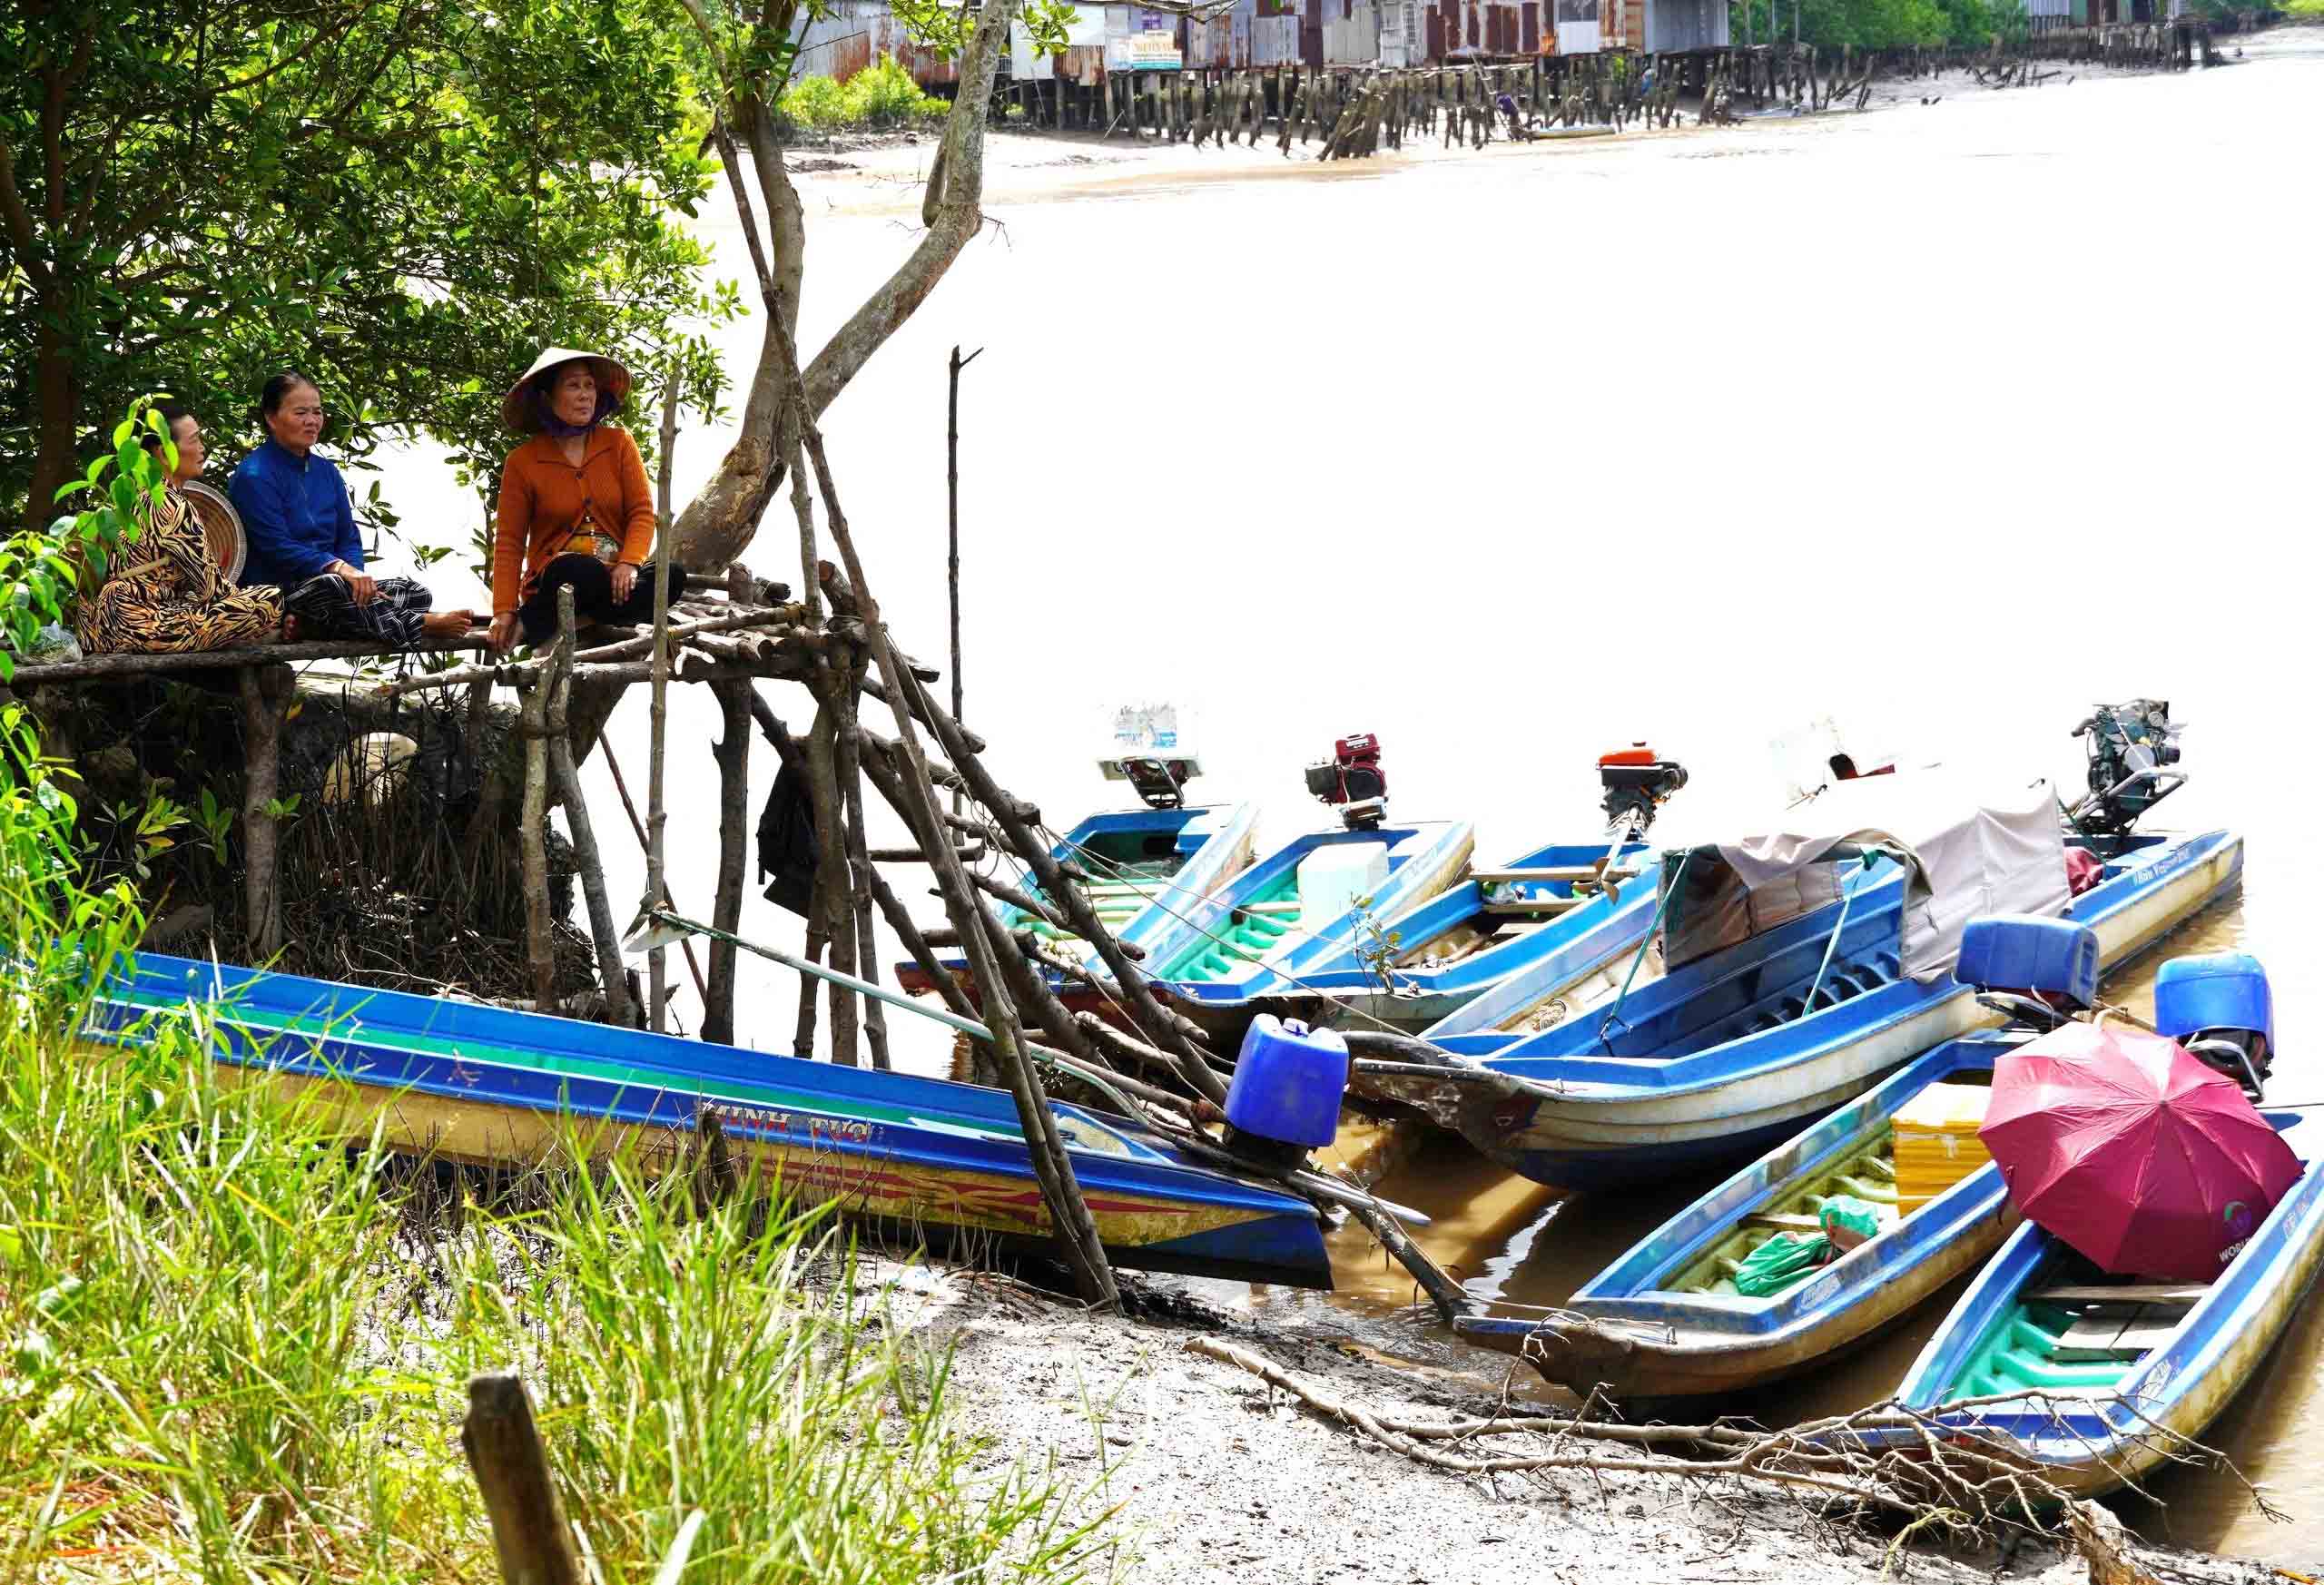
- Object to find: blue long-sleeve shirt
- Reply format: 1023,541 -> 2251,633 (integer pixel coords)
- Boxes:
228,439 -> 364,588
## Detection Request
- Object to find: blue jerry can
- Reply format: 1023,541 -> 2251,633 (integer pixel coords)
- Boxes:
1226,1015 -> 1349,1149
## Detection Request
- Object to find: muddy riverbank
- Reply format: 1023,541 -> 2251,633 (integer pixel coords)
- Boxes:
900,1257 -> 2278,1585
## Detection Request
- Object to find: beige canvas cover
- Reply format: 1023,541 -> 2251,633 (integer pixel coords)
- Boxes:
1659,773 -> 2069,982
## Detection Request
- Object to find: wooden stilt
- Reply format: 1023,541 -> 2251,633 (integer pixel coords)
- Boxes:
702,677 -> 753,1046
547,586 -> 635,1028
236,663 -> 292,960
517,665 -> 556,1012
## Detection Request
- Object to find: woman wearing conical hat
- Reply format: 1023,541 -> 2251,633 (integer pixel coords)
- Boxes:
486,348 -> 688,655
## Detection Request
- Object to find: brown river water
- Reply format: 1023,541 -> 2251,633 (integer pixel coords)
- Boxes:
367,25 -> 2323,1563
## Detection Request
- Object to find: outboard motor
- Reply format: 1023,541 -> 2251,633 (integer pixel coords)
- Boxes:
1957,914 -> 2100,1033
1305,733 -> 1388,831
1598,743 -> 1688,833
1223,1015 -> 1350,1168
2069,699 -> 2185,836
2156,951 -> 2273,1101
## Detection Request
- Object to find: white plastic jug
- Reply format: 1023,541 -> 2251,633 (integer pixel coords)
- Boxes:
1297,842 -> 1390,937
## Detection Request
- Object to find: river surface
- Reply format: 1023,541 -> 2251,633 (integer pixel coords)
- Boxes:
364,27 -> 2324,1565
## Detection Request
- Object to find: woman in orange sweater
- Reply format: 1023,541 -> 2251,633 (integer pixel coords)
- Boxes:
486,348 -> 688,653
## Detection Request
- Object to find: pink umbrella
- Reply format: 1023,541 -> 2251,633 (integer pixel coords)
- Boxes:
1980,1021 -> 2303,1283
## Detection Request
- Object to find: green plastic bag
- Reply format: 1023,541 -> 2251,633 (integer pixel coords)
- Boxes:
1820,1195 -> 1881,1250
1733,1230 -> 1833,1297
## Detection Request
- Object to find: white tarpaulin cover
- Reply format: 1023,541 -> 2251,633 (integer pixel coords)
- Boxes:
1659,773 -> 2070,982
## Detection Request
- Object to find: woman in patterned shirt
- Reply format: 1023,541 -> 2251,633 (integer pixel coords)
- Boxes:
75,406 -> 289,655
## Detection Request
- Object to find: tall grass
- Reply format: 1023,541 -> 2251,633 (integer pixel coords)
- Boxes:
0,704 -> 1111,1583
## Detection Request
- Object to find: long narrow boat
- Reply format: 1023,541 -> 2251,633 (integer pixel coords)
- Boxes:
1882,1105 -> 2324,1497
84,951 -> 1334,1288
1294,839 -> 1653,1034
893,800 -> 1257,1000
1141,819 -> 1477,1044
1363,778 -> 2242,1190
1452,1029 -> 2024,1396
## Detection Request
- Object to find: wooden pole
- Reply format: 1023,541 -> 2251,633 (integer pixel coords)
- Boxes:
600,748 -> 710,1004
547,586 -> 635,1028
518,665 -> 556,1012
702,678 -> 753,1046
460,1373 -> 582,1585
648,373 -> 681,1031
836,678 -> 890,1069
946,344 -> 982,821
896,671 -> 1226,1105
236,663 -> 291,959
804,686 -> 858,1067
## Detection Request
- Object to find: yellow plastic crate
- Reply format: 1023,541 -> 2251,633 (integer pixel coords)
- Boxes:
1893,1081 -> 1994,1207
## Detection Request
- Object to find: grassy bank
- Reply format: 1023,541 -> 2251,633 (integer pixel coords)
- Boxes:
0,705 -> 1108,1582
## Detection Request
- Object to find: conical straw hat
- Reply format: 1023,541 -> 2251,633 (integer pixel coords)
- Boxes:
502,347 -> 633,433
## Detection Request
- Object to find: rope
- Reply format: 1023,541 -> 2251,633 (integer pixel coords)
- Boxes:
1804,857 -> 1872,1013
1597,850 -> 1689,1055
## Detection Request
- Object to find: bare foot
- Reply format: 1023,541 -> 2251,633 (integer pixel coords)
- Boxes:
421,608 -> 478,639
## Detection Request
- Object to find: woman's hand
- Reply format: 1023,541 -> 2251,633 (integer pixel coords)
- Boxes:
487,612 -> 518,654
330,559 -> 378,605
611,561 -> 638,604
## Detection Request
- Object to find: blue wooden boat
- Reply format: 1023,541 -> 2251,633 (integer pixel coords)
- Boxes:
1294,840 -> 1654,1034
1884,1103 -> 2324,1497
1452,1030 -> 2024,1397
1365,778 -> 2242,1190
1141,819 -> 1477,1042
84,951 -> 1334,1289
894,801 -> 1256,1001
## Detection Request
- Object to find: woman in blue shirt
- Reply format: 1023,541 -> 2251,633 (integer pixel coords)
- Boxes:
228,371 -> 476,647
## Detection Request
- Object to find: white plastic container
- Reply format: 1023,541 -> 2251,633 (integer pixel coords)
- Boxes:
1297,842 -> 1390,937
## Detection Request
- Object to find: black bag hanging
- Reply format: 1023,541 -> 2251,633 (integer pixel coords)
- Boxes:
755,758 -> 819,918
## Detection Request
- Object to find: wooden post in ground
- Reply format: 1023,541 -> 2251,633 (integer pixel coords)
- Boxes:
702,678 -> 753,1045
236,663 -> 292,959
803,684 -> 858,1066
461,1373 -> 582,1585
835,679 -> 890,1069
647,372 -> 681,1031
546,586 -> 635,1028
518,664 -> 556,1011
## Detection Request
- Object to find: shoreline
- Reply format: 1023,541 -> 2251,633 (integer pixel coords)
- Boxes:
894,1255 -> 2282,1585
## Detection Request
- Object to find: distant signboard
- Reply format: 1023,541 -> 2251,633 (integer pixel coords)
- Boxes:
1108,30 -> 1183,69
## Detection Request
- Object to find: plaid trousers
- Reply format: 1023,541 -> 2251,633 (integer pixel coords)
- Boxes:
282,573 -> 433,651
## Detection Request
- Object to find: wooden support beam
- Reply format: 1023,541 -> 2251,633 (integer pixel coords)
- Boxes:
546,587 -> 635,1029
9,631 -> 487,686
702,679 -> 753,1045
236,663 -> 292,959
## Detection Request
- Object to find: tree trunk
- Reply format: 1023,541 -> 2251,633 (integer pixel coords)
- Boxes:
669,0 -> 1026,572
25,310 -> 79,534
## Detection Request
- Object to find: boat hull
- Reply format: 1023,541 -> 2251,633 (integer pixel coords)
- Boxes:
1454,1036 -> 2022,1398
1451,831 -> 2241,1192
86,953 -> 1334,1290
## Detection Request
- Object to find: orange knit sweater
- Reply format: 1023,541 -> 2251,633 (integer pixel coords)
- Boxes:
491,428 -> 657,615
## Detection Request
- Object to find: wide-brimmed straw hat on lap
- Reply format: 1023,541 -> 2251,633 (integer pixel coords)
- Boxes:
502,347 -> 633,432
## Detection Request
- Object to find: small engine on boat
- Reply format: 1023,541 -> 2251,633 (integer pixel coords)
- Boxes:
1599,744 -> 1688,833
1305,733 -> 1388,831
2156,951 -> 2273,1100
2069,699 -> 2184,835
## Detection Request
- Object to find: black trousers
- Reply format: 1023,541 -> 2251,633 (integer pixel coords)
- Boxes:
517,553 -> 689,645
